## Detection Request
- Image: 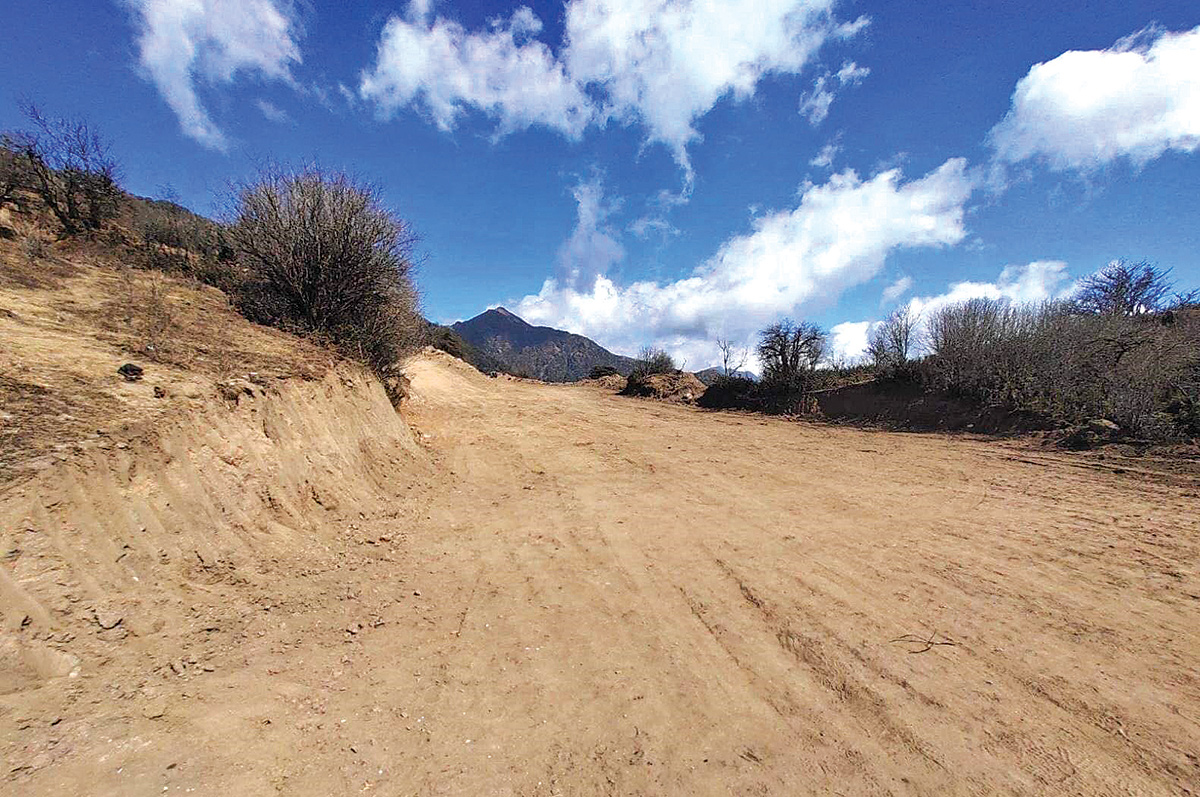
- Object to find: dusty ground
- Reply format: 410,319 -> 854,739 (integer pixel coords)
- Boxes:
3,348 -> 1200,795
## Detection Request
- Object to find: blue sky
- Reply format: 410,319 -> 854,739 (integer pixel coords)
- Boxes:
2,0 -> 1198,368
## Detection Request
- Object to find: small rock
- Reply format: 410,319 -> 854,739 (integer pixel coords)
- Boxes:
117,363 -> 144,382
143,700 -> 167,719
94,609 -> 124,630
153,385 -> 167,399
413,590 -> 422,597
1086,418 -> 1121,435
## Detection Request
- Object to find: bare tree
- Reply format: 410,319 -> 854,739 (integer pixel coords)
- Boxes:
1073,260 -> 1174,316
3,102 -> 121,235
716,336 -> 749,378
757,319 -> 826,413
868,305 -> 918,375
228,166 -> 423,374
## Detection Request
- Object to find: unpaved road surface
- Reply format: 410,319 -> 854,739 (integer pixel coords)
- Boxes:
5,354 -> 1200,795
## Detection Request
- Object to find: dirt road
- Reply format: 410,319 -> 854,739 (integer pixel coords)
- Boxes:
5,352 -> 1200,795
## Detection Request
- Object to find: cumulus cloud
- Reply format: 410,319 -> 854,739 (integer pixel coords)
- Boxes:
881,275 -> 913,304
830,261 -> 1074,362
810,139 -> 842,169
827,320 -> 874,364
516,158 -> 974,367
990,25 -> 1200,171
906,260 -> 1073,321
359,4 -> 593,137
360,0 -> 868,175
123,0 -> 302,150
557,175 -> 626,289
566,1 -> 866,174
799,60 -> 870,125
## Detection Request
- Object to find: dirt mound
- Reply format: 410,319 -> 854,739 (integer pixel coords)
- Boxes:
579,373 -> 627,391
816,378 -> 1059,434
622,370 -> 706,403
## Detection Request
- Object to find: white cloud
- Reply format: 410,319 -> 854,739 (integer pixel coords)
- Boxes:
799,59 -> 870,125
360,0 -> 868,176
827,320 -> 874,365
360,4 -> 594,137
990,25 -> 1200,171
829,261 -> 1074,362
809,140 -> 842,169
881,275 -> 913,304
565,1 -> 866,175
123,0 -> 302,151
256,99 -> 291,123
906,260 -> 1072,323
557,175 -> 626,289
516,158 -> 974,367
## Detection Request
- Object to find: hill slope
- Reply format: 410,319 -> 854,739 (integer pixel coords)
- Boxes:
451,307 -> 636,381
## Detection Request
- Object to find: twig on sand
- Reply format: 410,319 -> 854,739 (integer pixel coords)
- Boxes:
890,629 -> 956,654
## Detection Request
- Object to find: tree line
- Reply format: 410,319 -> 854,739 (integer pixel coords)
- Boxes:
696,260 -> 1198,438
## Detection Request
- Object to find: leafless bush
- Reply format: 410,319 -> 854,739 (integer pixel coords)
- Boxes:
1073,259 -> 1174,316
21,228 -> 50,264
634,345 -> 676,376
624,345 -> 677,394
757,319 -> 826,414
227,166 -> 423,375
115,267 -> 174,360
923,297 -> 1200,435
132,199 -> 227,255
868,305 -> 918,378
2,102 -> 120,236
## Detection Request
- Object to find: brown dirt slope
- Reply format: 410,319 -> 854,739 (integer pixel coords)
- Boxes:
2,278 -> 1200,792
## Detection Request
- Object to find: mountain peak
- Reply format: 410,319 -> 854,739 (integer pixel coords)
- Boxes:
451,307 -> 636,382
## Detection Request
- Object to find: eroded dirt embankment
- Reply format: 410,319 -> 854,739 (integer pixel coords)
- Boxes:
1,364 -> 431,786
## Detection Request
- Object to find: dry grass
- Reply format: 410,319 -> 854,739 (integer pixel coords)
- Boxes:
0,226 -> 336,485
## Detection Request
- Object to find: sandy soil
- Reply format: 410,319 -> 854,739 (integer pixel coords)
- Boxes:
3,350 -> 1199,795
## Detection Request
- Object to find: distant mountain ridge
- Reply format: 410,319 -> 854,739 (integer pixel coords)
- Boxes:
450,307 -> 637,382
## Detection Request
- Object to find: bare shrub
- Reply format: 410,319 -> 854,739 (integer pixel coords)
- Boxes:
868,305 -> 918,378
2,102 -> 120,236
227,166 -> 423,375
115,268 -> 174,360
698,376 -> 759,410
623,345 -> 677,395
131,198 -> 228,256
923,297 -> 1200,436
757,320 -> 826,414
20,227 -> 50,264
1073,259 -> 1174,316
635,345 -> 675,376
